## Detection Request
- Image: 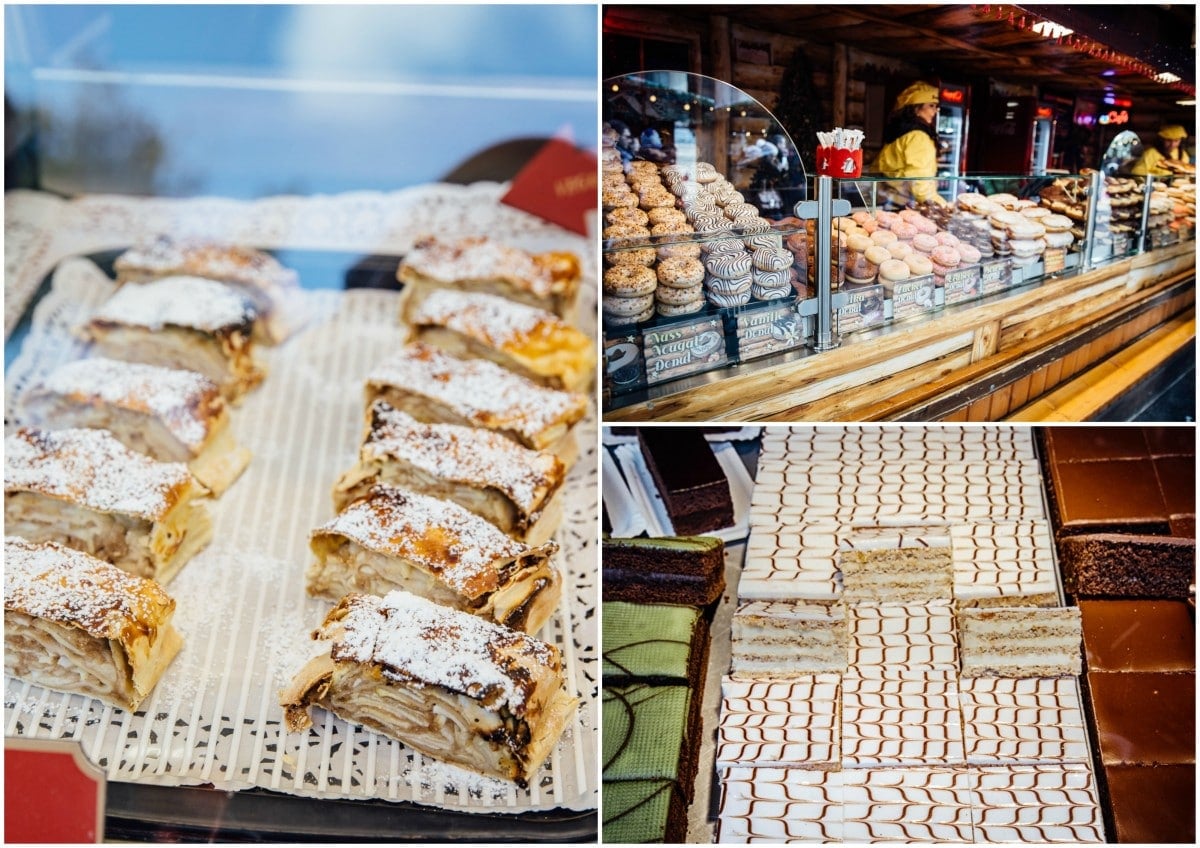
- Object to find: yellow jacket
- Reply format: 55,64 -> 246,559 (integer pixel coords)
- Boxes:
1130,146 -> 1191,177
873,129 -> 942,204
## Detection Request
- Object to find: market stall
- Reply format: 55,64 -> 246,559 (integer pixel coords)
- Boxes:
602,6 -> 1195,422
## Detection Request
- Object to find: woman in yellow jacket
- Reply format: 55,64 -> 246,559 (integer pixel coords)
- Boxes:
1130,125 -> 1192,177
873,81 -> 947,208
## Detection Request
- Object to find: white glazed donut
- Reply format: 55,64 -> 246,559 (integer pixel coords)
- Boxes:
877,259 -> 911,284
752,267 -> 791,288
704,250 -> 753,279
904,253 -> 934,276
744,232 -> 784,251
752,247 -> 793,272
751,283 -> 793,300
705,274 -> 752,297
706,287 -> 752,308
1043,230 -> 1075,249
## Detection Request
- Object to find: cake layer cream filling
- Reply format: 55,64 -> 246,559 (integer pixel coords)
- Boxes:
958,607 -> 1082,677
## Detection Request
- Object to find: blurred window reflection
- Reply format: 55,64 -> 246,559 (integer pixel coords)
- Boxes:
5,4 -> 597,197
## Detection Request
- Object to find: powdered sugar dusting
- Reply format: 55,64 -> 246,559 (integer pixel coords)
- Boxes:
316,486 -> 528,598
331,590 -> 557,714
116,235 -> 299,293
5,427 -> 193,519
4,536 -> 175,637
31,357 -> 221,452
366,402 -> 563,515
402,236 -> 556,298
410,289 -> 559,350
366,344 -> 586,444
89,275 -> 258,334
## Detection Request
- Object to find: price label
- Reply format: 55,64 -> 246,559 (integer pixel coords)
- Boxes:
837,284 -> 886,332
603,332 -> 647,396
642,315 -> 729,385
944,264 -> 984,304
500,138 -> 596,236
980,258 -> 1013,294
734,298 -> 806,361
1043,247 -> 1067,275
890,274 -> 937,320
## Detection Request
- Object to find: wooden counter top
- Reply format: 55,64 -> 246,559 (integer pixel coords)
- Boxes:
605,243 -> 1195,423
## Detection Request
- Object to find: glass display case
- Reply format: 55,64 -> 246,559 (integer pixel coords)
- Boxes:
602,71 -> 811,397
602,72 -> 1191,414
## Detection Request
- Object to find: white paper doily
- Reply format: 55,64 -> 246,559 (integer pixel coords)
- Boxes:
3,191 -> 598,816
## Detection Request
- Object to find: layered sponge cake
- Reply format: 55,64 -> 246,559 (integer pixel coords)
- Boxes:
838,525 -> 954,603
957,606 -> 1083,677
730,600 -> 848,677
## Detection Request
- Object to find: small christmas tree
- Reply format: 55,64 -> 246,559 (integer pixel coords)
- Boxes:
772,47 -> 825,178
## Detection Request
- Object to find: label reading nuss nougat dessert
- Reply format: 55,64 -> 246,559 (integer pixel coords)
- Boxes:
642,317 -> 729,386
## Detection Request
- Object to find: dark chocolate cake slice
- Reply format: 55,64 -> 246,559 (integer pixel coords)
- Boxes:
1038,427 -> 1196,600
602,535 -> 726,606
638,427 -> 734,535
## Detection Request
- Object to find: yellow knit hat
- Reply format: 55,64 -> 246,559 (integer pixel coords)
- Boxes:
895,82 -> 940,111
1158,125 -> 1188,140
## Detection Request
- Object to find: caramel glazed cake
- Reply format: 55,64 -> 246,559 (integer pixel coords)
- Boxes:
717,426 -> 1104,844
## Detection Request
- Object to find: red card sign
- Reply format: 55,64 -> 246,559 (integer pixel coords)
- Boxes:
501,138 -> 597,236
6,739 -> 105,842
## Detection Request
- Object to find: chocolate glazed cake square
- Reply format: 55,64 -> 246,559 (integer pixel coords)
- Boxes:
638,427 -> 734,535
1037,428 -> 1195,599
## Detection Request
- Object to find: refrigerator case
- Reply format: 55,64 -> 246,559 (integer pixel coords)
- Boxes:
978,96 -> 1056,176
936,84 -> 969,201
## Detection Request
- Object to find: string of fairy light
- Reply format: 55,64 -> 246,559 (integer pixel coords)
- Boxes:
973,5 -> 1196,97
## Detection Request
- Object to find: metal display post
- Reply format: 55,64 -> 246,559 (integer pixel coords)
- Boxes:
1137,176 -> 1154,253
1081,170 -> 1102,271
795,175 -> 851,352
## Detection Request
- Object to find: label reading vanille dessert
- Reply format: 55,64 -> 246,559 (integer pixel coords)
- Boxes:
735,300 -> 807,362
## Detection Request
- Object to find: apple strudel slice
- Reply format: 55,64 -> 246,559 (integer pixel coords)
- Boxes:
4,427 -> 212,584
21,357 -> 251,496
401,288 -> 595,392
80,275 -> 266,403
396,235 -> 583,321
364,343 -> 587,469
332,400 -> 566,545
280,590 -> 578,786
5,536 -> 183,712
114,235 -> 308,344
309,484 -> 562,634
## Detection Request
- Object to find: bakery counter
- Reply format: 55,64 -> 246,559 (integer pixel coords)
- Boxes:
3,187 -> 599,842
605,240 -> 1194,422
